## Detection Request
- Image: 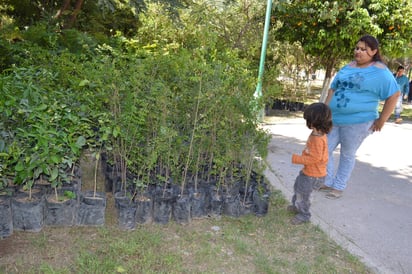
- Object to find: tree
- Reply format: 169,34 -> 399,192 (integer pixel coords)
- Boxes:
273,0 -> 412,101
54,0 -> 85,29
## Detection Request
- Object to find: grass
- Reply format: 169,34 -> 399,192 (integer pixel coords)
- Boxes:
398,104 -> 412,121
0,188 -> 372,274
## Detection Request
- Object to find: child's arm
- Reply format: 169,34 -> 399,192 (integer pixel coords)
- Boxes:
292,137 -> 326,165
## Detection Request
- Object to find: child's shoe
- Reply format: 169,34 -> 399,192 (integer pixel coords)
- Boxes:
287,205 -> 298,214
290,216 -> 309,225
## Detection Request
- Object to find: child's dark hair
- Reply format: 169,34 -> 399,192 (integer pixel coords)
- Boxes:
303,103 -> 333,134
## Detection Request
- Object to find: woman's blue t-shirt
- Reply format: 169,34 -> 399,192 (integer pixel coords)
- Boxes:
329,62 -> 399,125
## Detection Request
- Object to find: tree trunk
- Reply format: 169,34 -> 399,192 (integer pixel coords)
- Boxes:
67,0 -> 84,29
54,0 -> 71,19
319,60 -> 336,102
54,0 -> 84,29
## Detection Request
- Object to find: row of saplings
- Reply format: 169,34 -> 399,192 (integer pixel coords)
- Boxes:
0,160 -> 271,238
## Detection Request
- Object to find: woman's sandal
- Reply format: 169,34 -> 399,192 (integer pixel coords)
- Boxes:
325,189 -> 343,199
319,185 -> 334,192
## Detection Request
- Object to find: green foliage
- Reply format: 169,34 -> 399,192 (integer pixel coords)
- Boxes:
58,28 -> 99,54
0,0 -> 275,192
96,43 -> 270,190
20,22 -> 60,49
0,0 -> 43,26
368,0 -> 412,57
0,0 -> 147,38
86,1 -> 273,191
0,66 -> 89,188
273,0 -> 412,69
272,0 -> 412,100
63,190 -> 76,200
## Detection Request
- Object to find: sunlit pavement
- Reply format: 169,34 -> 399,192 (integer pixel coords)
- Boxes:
262,116 -> 412,274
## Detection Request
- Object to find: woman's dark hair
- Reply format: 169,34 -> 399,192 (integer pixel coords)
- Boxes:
303,103 -> 333,134
358,35 -> 382,62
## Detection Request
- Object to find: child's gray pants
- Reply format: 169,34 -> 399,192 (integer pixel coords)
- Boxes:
291,171 -> 325,221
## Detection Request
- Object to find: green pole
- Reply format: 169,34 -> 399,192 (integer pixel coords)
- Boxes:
253,0 -> 273,121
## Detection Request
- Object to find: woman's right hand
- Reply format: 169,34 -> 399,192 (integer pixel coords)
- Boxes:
370,118 -> 385,132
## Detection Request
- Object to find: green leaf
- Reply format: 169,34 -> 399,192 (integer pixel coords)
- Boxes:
50,167 -> 59,181
34,167 -> 43,178
15,161 -> 25,172
50,155 -> 60,164
76,136 -> 87,148
36,104 -> 48,111
113,126 -> 121,138
79,79 -> 90,87
64,190 -> 76,199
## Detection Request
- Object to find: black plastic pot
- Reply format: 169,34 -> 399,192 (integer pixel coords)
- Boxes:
0,194 -> 13,238
153,194 -> 174,224
153,197 -> 172,224
44,193 -> 78,226
238,183 -> 255,216
135,194 -> 153,225
172,194 -> 191,224
208,186 -> 223,217
223,193 -> 241,217
77,191 -> 106,226
114,192 -> 138,230
190,190 -> 207,219
253,191 -> 269,216
12,190 -> 45,232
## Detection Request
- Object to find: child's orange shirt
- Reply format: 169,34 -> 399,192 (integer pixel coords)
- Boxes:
291,133 -> 328,177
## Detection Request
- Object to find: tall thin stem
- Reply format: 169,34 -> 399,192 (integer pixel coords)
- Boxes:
181,75 -> 202,196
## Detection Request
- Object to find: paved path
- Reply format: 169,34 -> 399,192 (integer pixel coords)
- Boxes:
262,117 -> 412,274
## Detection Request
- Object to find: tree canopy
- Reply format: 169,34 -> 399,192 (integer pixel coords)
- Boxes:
272,0 -> 412,99
1,0 -> 411,102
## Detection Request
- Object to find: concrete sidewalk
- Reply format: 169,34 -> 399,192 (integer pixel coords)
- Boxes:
262,117 -> 412,274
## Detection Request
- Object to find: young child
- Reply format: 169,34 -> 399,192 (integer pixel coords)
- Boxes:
287,102 -> 333,225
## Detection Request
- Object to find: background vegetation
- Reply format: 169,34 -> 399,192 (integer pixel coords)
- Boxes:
1,0 -> 412,101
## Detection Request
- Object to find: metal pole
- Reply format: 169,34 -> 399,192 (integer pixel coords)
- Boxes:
253,0 -> 273,121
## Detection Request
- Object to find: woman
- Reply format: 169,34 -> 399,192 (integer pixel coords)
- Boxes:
322,35 -> 400,199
